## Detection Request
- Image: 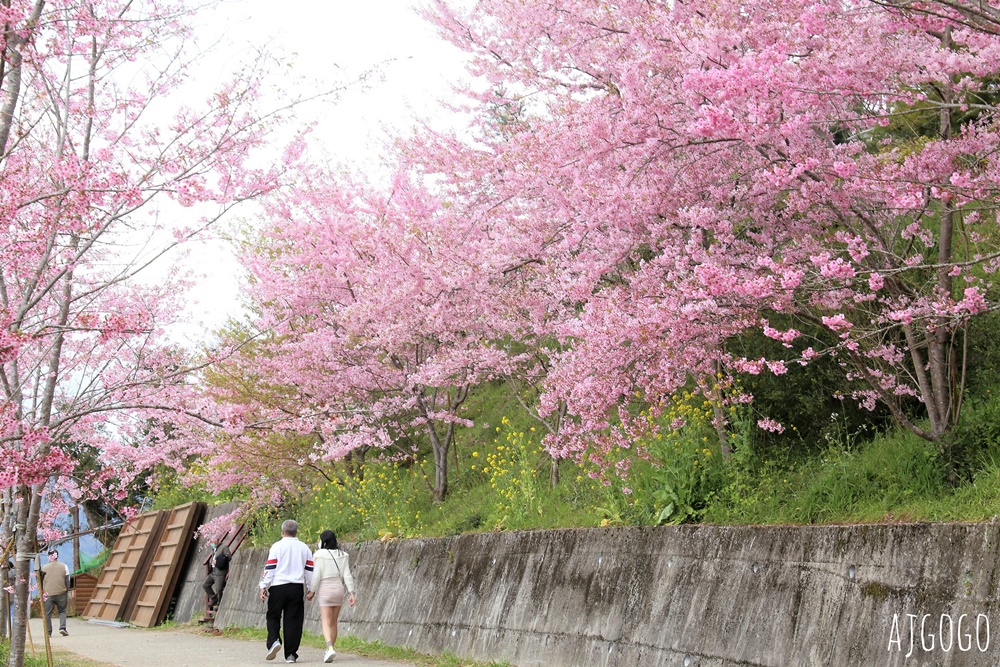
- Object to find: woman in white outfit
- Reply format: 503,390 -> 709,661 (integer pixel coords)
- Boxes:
306,530 -> 356,663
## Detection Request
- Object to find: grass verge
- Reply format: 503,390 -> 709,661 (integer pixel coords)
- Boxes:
218,626 -> 511,667
0,643 -> 116,667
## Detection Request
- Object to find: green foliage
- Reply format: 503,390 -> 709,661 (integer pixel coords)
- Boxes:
867,75 -> 1000,145
794,434 -> 945,523
706,426 -> 948,524
0,642 -> 77,667
955,394 -> 1000,458
296,459 -> 431,543
727,314 -> 893,455
579,449 -> 657,528
965,311 -> 1000,395
243,500 -> 291,546
150,466 -> 242,511
164,372 -> 1000,549
635,393 -> 726,524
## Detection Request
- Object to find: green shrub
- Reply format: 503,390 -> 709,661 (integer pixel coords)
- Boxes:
727,313 -> 894,455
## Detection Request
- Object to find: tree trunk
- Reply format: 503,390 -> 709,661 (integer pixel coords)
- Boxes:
8,220 -> 74,667
431,436 -> 448,503
9,482 -> 42,667
929,44 -> 955,439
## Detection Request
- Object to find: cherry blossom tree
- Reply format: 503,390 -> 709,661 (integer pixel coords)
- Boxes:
191,323 -> 351,504
416,0 -> 1000,467
235,158 -> 534,502
209,0 -> 1000,513
0,1 -> 294,663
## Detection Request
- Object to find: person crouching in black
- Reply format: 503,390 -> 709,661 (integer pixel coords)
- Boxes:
202,538 -> 231,612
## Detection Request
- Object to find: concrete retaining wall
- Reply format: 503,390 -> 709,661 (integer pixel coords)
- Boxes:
203,524 -> 1000,666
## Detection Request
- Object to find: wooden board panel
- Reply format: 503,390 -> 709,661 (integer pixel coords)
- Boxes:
127,501 -> 205,627
170,501 -> 243,624
72,573 -> 98,615
83,510 -> 167,621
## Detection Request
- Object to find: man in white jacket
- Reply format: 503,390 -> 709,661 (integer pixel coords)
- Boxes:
259,520 -> 313,663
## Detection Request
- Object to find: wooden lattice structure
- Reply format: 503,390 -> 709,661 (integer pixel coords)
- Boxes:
129,502 -> 204,627
83,501 -> 206,624
84,510 -> 168,621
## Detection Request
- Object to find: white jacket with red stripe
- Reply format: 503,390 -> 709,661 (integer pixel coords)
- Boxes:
259,536 -> 314,591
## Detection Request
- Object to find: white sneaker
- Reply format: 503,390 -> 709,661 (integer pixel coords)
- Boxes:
266,642 -> 282,661
285,657 -> 296,664
323,648 -> 336,662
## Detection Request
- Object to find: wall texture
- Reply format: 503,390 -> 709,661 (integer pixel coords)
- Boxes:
205,524 -> 1000,666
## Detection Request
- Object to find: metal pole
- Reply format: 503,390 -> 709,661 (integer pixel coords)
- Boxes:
44,520 -> 124,550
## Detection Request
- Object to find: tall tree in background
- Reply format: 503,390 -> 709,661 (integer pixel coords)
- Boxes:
0,2 -> 289,664
237,162 -> 525,502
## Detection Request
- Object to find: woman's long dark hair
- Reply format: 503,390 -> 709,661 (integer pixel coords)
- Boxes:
320,529 -> 339,551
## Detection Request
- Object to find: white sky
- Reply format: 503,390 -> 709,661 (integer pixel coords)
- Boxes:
170,0 -> 470,342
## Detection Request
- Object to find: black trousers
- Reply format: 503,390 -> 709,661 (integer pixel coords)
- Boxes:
266,583 -> 304,659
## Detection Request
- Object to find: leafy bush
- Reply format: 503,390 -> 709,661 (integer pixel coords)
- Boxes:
965,311 -> 1000,395
952,391 -> 1000,477
728,314 -> 893,455
641,394 -> 726,524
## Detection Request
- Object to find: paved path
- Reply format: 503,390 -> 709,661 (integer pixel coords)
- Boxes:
28,617 -> 414,667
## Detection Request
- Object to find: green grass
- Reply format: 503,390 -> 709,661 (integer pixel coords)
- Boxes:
701,425 -> 952,525
219,626 -> 510,667
700,406 -> 1000,527
0,641 -> 115,667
